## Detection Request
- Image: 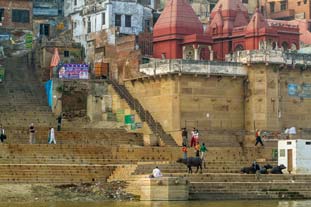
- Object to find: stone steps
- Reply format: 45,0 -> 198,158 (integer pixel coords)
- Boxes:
0,164 -> 115,184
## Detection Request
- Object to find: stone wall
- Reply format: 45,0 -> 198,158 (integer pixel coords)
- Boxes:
125,77 -> 179,142
179,75 -> 245,131
246,64 -> 311,134
127,60 -> 311,144
125,74 -> 245,144
279,68 -> 311,130
52,79 -> 112,121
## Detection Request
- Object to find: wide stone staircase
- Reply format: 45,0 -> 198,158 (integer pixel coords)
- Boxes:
0,56 -> 55,127
107,145 -> 311,200
5,126 -> 143,145
109,79 -> 178,146
0,55 -> 147,183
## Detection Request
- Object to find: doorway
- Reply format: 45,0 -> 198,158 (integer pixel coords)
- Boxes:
287,149 -> 293,174
40,24 -> 50,37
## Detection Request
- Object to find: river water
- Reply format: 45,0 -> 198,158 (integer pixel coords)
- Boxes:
0,200 -> 311,207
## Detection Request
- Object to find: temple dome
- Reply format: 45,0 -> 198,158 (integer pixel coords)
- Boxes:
246,8 -> 269,33
153,0 -> 203,38
211,0 -> 248,17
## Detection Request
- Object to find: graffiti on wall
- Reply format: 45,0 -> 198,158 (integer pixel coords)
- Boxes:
288,83 -> 311,98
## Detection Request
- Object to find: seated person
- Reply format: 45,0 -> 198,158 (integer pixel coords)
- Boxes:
150,166 -> 162,178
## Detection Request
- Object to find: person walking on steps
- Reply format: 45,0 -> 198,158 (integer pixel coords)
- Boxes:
255,129 -> 264,147
182,144 -> 188,159
29,123 -> 36,144
195,142 -> 200,157
0,125 -> 6,143
200,142 -> 208,168
57,113 -> 62,131
181,128 -> 188,147
48,127 -> 56,144
191,128 -> 197,147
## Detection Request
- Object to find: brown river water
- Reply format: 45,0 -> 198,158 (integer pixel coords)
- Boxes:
0,200 -> 310,207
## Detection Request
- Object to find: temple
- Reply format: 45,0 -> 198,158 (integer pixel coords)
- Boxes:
153,0 -> 300,61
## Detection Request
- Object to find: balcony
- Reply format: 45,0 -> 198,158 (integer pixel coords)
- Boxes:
269,9 -> 295,20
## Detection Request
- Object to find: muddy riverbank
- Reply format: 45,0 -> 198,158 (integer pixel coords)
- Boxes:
0,181 -> 135,202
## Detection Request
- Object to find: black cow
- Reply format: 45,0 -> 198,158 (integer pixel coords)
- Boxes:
241,162 -> 260,174
176,157 -> 203,174
270,164 -> 286,174
259,164 -> 273,174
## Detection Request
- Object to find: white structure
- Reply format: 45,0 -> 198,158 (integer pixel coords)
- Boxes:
278,139 -> 311,174
64,0 -> 153,45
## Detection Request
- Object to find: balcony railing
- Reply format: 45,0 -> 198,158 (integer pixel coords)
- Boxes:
226,50 -> 311,66
139,59 -> 246,76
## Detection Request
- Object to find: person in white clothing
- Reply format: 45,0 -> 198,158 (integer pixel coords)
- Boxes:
152,166 -> 162,178
49,127 -> 56,144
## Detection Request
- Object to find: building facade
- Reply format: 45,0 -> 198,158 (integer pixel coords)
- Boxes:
65,0 -> 152,47
261,0 -> 311,20
0,0 -> 33,30
33,0 -> 66,39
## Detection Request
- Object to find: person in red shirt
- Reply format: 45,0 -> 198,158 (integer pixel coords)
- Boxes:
255,129 -> 264,146
182,144 -> 188,159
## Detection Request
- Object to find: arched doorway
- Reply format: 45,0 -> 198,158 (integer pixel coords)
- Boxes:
183,46 -> 195,60
291,43 -> 297,51
235,44 -> 244,52
282,42 -> 289,51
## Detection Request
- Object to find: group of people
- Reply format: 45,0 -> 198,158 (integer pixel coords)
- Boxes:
0,114 -> 63,144
29,114 -> 62,144
181,127 -> 207,162
29,124 -> 57,144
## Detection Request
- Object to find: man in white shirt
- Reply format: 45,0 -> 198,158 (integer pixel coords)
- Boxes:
152,166 -> 162,178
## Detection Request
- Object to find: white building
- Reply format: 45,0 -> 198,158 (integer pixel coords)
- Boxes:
64,0 -> 153,45
278,139 -> 311,174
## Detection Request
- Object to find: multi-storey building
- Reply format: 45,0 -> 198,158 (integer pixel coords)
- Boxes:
64,0 -> 153,45
33,0 -> 65,39
261,0 -> 311,20
0,0 -> 33,30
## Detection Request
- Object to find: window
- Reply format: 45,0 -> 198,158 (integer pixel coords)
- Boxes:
210,3 -> 215,12
279,149 -> 285,157
306,142 -> 311,145
270,2 -> 275,13
125,15 -> 131,27
145,20 -> 150,32
242,0 -> 248,3
0,8 -> 4,22
64,51 -> 70,57
39,24 -> 49,36
287,141 -> 292,145
304,0 -> 307,4
87,17 -> 91,33
12,10 -> 30,23
280,2 -> 287,10
298,1 -> 301,6
115,14 -> 121,27
102,13 -> 105,25
74,0 -> 77,6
